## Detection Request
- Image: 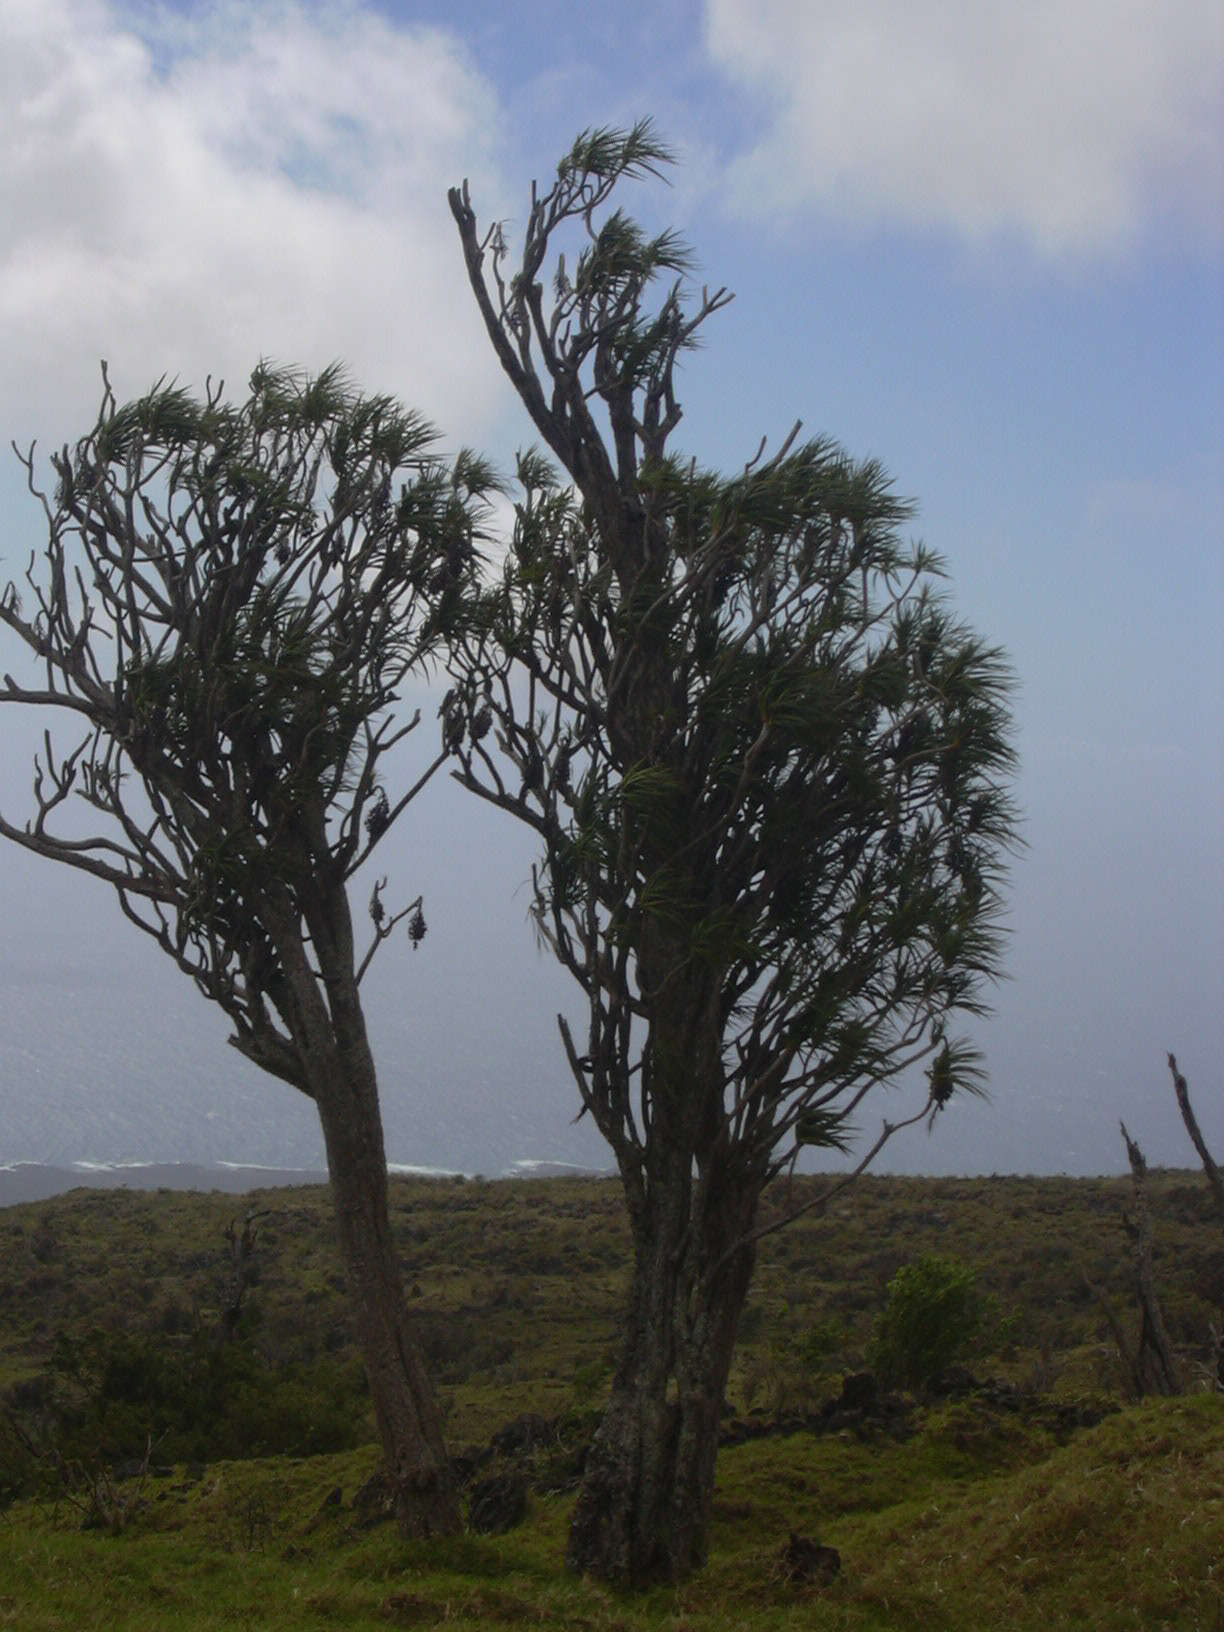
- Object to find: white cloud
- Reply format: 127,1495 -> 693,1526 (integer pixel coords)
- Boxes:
706,0 -> 1223,257
0,0 -> 509,451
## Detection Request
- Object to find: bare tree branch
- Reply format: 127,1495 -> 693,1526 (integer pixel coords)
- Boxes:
1119,1121 -> 1183,1397
1167,1052 -> 1224,1229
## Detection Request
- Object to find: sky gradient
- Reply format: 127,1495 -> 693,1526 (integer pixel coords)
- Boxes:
1,0 -> 1221,1178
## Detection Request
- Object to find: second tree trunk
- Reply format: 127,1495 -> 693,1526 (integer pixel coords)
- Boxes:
567,1148 -> 758,1583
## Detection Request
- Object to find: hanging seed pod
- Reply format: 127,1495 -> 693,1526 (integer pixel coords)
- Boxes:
442,692 -> 466,752
927,1042 -> 955,1109
364,787 -> 390,840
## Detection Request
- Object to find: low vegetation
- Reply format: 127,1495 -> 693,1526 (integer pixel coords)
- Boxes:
1,1169 -> 1220,1628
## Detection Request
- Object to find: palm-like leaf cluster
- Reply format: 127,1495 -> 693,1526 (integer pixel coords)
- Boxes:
1,362 -> 496,1087
448,123 -> 1019,1191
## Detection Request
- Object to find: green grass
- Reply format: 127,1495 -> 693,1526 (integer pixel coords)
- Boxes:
3,1169 -> 1218,1416
0,1171 -> 1220,1628
1,1397 -> 1219,1630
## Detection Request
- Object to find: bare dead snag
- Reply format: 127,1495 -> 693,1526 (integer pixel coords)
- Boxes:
217,1208 -> 270,1345
1119,1121 -> 1183,1397
1167,1053 -> 1224,1230
1166,1053 -> 1224,1389
1082,1265 -> 1146,1399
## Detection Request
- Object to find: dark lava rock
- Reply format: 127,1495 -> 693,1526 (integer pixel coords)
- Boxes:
352,1469 -> 396,1530
448,1444 -> 493,1486
929,1364 -> 979,1398
490,1413 -> 555,1455
468,1472 -> 528,1534
837,1371 -> 879,1412
779,1531 -> 841,1586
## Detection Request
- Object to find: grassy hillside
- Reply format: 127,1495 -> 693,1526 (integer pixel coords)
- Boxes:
0,1172 -> 1220,1628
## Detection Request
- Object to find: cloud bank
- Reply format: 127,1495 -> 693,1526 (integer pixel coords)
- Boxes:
0,0 -> 506,449
706,0 -> 1223,257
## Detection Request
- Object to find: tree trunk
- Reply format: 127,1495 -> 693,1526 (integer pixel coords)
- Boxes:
1167,1053 -> 1224,1230
313,1056 -> 459,1535
567,1138 -> 759,1584
272,879 -> 460,1538
1119,1121 -> 1183,1398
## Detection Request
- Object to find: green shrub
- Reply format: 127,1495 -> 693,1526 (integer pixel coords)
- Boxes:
870,1253 -> 990,1391
6,1325 -> 366,1488
797,1314 -> 847,1376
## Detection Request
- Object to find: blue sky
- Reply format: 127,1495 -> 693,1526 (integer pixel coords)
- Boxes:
0,0 -> 1220,1177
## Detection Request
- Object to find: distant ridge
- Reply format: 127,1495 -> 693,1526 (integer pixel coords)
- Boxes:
0,1158 -> 611,1207
505,1159 -> 612,1180
0,1162 -> 330,1208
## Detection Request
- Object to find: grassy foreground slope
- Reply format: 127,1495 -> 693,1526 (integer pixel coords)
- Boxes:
1,1396 -> 1219,1631
0,1173 -> 1220,1629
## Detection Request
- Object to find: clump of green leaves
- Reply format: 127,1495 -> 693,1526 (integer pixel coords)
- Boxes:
870,1252 -> 993,1391
7,1325 -> 364,1501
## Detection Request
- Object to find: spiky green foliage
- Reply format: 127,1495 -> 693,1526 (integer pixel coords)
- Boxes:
449,129 -> 1018,1184
870,1252 -> 993,1390
459,447 -> 1015,1173
449,126 -> 1020,1581
0,362 -> 496,1082
0,364 -> 499,1536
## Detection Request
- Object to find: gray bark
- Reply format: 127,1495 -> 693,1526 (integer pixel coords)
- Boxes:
315,1072 -> 456,1534
1119,1121 -> 1183,1398
567,1078 -> 759,1583
1167,1053 -> 1224,1230
277,877 -> 458,1535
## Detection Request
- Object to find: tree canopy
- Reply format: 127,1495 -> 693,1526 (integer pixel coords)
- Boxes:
1,362 -> 493,1070
447,122 -> 1019,1582
0,360 -> 497,1535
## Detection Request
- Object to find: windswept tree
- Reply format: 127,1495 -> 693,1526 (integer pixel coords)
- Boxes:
447,125 -> 1019,1583
0,363 -> 495,1535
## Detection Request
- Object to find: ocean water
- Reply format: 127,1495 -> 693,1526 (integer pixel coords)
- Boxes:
5,856 -> 1219,1190
0,849 -> 613,1186
0,1155 -> 609,1207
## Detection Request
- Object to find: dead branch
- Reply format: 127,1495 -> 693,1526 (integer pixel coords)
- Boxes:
1167,1052 -> 1224,1229
1118,1121 -> 1183,1396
